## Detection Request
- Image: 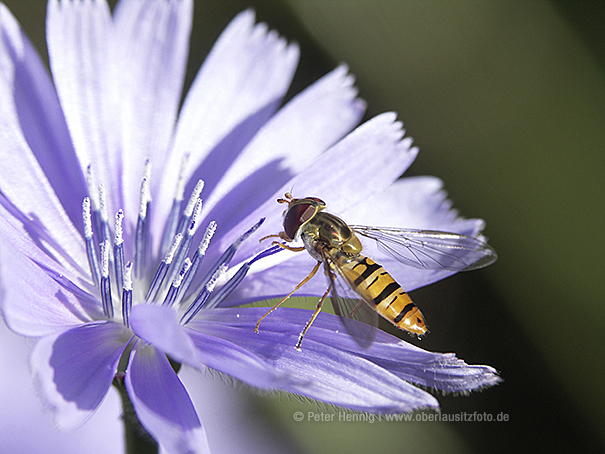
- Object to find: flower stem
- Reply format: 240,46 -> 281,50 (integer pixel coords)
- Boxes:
113,375 -> 159,454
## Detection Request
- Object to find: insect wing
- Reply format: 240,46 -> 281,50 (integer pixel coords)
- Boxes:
351,226 -> 497,271
322,256 -> 378,348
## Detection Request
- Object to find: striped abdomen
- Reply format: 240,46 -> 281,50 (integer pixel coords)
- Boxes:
340,255 -> 427,336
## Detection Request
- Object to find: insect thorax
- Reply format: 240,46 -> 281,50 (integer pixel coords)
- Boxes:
300,212 -> 362,262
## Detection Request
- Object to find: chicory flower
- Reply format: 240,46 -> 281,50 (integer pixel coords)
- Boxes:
0,1 -> 499,453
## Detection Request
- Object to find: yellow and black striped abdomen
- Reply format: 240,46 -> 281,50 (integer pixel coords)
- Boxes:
341,256 -> 427,337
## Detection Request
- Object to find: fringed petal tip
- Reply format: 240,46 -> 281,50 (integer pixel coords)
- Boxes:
361,346 -> 501,398
423,357 -> 502,396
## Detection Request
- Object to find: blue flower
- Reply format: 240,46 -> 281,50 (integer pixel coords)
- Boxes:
0,1 -> 499,452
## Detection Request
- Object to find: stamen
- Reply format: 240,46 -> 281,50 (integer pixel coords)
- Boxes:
162,258 -> 191,307
85,165 -> 103,237
175,221 -> 217,305
187,198 -> 203,236
98,184 -> 111,244
145,233 -> 183,302
100,240 -> 113,318
82,197 -> 100,287
113,210 -> 125,297
181,264 -> 226,325
199,221 -> 217,256
192,218 -> 265,296
233,218 -> 266,248
160,153 -> 189,253
167,198 -> 202,285
81,159 -> 272,327
204,244 -> 282,310
134,165 -> 152,278
122,262 -> 133,327
175,179 -> 204,237
251,243 -> 284,263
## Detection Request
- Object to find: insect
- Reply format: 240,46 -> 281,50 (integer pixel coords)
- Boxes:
255,193 -> 497,349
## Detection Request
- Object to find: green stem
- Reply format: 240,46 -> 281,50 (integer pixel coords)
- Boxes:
113,375 -> 159,454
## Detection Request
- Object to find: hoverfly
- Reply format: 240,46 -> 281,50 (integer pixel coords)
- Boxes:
255,193 -> 497,349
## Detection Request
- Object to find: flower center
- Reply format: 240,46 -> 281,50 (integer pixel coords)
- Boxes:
80,164 -> 278,327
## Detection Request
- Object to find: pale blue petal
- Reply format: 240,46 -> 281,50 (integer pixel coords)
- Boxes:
0,3 -> 87,231
46,0 -> 120,213
0,4 -> 87,268
126,342 -> 210,454
0,235 -> 100,336
129,304 -> 306,389
190,308 -> 439,413
341,176 -> 490,290
151,9 -> 300,256
342,176 -> 481,232
213,113 -> 417,264
0,202 -> 90,286
113,0 -> 193,236
0,323 -> 124,453
199,65 -> 365,235
30,322 -> 130,428
193,307 -> 500,397
132,305 -> 446,413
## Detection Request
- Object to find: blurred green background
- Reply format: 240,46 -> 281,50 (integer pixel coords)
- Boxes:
6,0 -> 604,453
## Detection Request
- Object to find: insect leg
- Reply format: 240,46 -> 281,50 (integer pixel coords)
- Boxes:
272,242 -> 305,252
295,284 -> 331,350
259,231 -> 292,243
259,233 -> 281,242
254,261 -> 321,333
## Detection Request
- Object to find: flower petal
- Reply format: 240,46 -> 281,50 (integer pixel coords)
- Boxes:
0,322 -> 124,453
113,0 -> 193,233
172,8 -> 299,172
0,3 -> 87,231
129,304 -> 305,389
0,237 -> 100,336
0,4 -> 87,269
152,9 -> 300,253
194,307 -> 499,400
273,113 -> 417,215
30,321 -> 130,428
46,0 -> 118,209
198,65 -> 365,235
340,176 -> 490,290
186,308 -> 439,413
205,113 -> 417,298
342,176 -> 482,232
220,252 -> 327,306
0,201 -> 89,286
241,307 -> 500,393
125,342 -> 210,454
217,113 -> 416,258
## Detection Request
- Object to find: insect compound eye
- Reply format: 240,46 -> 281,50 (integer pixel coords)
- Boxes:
283,203 -> 317,239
